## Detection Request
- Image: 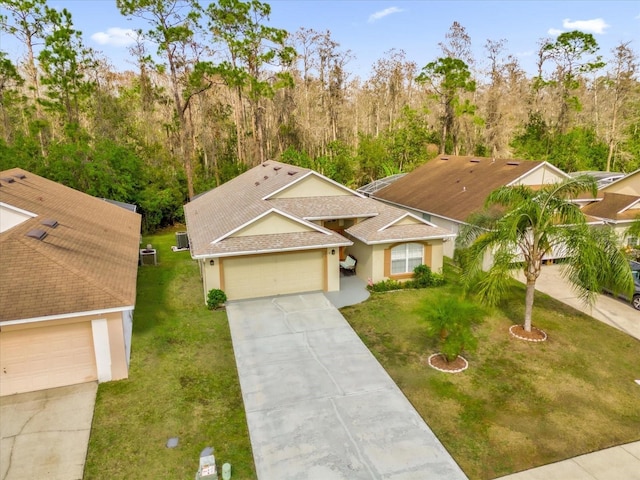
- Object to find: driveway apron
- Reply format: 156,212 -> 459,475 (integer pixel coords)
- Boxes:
0,382 -> 97,480
226,293 -> 467,480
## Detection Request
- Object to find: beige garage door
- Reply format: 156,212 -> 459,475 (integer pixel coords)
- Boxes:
224,250 -> 325,300
0,321 -> 97,396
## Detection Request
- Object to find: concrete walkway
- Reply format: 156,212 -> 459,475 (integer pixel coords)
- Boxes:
324,274 -> 370,308
0,382 -> 97,480
226,293 -> 467,480
496,441 -> 640,480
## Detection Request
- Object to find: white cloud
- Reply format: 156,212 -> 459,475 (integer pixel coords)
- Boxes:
91,27 -> 139,47
562,18 -> 610,34
368,7 -> 403,23
547,28 -> 564,36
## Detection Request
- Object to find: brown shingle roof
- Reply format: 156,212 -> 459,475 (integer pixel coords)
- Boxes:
184,161 -> 453,256
373,155 -> 554,222
0,169 -> 141,322
581,192 -> 640,222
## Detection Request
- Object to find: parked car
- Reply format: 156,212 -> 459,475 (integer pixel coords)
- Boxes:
605,261 -> 640,311
630,261 -> 640,311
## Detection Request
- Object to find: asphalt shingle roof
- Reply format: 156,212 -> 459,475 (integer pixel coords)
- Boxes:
184,161 -> 452,257
373,155 -> 554,223
581,192 -> 640,222
0,169 -> 141,322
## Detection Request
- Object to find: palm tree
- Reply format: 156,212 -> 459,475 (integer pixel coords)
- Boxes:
458,175 -> 633,333
627,215 -> 640,241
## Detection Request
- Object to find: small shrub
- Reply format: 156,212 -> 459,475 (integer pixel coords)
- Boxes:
419,295 -> 485,362
407,264 -> 445,288
367,265 -> 445,292
206,289 -> 227,310
367,279 -> 403,292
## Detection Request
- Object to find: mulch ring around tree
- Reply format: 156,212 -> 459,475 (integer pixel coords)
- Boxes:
509,324 -> 547,342
427,353 -> 469,373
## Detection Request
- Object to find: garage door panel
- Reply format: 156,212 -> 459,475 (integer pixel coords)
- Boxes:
224,251 -> 324,300
0,322 -> 97,396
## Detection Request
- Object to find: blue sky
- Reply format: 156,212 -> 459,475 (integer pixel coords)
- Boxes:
2,0 -> 639,78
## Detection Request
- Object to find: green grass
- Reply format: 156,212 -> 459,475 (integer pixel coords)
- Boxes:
85,233 -> 639,480
341,262 -> 640,480
84,228 -> 256,480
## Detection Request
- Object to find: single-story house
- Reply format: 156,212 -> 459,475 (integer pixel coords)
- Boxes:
0,169 -> 141,396
580,169 -> 640,247
369,155 -> 571,257
183,161 -> 455,302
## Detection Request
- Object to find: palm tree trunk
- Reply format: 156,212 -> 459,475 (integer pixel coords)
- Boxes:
524,280 -> 535,332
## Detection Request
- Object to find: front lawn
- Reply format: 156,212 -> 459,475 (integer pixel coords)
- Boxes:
85,230 -> 639,480
342,263 -> 640,480
84,228 -> 256,479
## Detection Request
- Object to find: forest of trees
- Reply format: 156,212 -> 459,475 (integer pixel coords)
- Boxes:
1,0 -> 639,231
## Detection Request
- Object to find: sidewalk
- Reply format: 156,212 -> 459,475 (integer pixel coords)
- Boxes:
496,441 -> 640,480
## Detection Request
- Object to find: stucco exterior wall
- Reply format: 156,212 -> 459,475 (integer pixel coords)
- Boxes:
428,240 -> 445,273
343,238 -> 374,283
326,247 -> 340,292
234,213 -> 312,236
515,165 -> 567,186
603,173 -> 640,196
271,174 -> 352,198
202,258 -> 223,302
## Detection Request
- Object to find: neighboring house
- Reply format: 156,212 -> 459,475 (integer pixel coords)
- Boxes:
370,155 -> 571,257
569,170 -> 626,189
183,161 -> 454,302
0,169 -> 141,396
580,170 -> 640,247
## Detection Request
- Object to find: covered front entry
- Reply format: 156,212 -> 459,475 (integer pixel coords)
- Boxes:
223,250 -> 325,300
0,321 -> 98,396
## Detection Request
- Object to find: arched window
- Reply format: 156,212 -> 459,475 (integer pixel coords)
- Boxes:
391,243 -> 423,274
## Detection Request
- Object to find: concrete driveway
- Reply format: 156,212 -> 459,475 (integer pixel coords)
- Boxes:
227,293 -> 467,480
517,264 -> 640,341
0,382 -> 97,480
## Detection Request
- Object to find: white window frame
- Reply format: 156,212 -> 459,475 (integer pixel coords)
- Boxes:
391,243 -> 424,275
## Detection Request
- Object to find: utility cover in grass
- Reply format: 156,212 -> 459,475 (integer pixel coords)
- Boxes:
166,437 -> 179,448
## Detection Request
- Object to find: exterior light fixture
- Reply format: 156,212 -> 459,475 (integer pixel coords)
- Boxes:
210,259 -> 215,265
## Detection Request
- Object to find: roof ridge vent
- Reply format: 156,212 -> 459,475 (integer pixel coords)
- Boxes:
262,163 -> 269,167
13,173 -> 26,179
506,161 -> 520,166
273,166 -> 281,171
41,219 -> 59,228
287,171 -> 297,176
440,157 -> 449,161
470,158 -> 481,163
1,177 -> 15,183
26,229 -> 47,240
